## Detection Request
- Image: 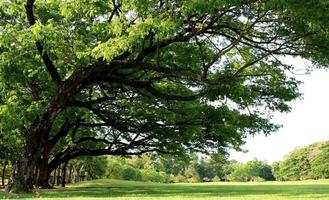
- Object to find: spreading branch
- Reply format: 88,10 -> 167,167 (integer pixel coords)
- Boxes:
25,0 -> 62,85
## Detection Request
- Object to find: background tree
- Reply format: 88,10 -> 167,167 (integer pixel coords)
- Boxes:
0,0 -> 328,192
0,129 -> 21,187
311,144 -> 329,179
271,161 -> 283,181
208,150 -> 230,180
228,159 -> 273,182
78,156 -> 108,180
152,154 -> 191,176
274,141 -> 329,181
278,146 -> 313,181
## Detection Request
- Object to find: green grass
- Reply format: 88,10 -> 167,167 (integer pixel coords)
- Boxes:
1,179 -> 329,199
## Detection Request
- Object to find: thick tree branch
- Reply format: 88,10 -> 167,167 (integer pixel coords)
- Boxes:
47,120 -> 74,150
74,137 -> 112,145
25,0 -> 62,85
48,146 -> 163,173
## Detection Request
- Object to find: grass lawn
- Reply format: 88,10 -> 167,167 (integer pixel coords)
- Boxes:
1,179 -> 329,200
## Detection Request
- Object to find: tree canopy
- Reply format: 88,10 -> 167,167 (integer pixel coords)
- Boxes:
0,0 -> 328,192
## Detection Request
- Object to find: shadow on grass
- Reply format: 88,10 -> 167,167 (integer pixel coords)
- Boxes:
1,181 -> 329,199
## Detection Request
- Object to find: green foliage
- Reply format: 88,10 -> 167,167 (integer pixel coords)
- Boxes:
272,141 -> 329,181
311,144 -> 329,179
121,166 -> 142,181
184,165 -> 201,183
79,156 -> 108,179
107,153 -> 276,183
152,154 -> 191,176
140,169 -> 169,183
107,155 -> 171,183
228,159 -> 273,182
228,163 -> 250,182
271,161 -> 283,181
212,175 -> 220,182
279,147 -> 312,181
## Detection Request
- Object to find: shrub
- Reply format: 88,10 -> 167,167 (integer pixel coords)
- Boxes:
168,174 -> 187,183
141,169 -> 169,183
121,166 -> 142,181
202,177 -> 212,182
251,176 -> 265,182
213,175 -> 221,182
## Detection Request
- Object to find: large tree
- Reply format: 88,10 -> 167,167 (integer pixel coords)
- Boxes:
0,0 -> 328,192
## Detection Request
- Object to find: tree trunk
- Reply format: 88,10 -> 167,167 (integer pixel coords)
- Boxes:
2,161 -> 7,186
57,175 -> 61,185
34,163 -> 39,188
10,134 -> 41,193
10,156 -> 36,192
9,119 -> 57,192
61,161 -> 68,187
68,164 -> 73,183
8,83 -> 74,193
72,165 -> 76,183
37,148 -> 52,188
56,165 -> 61,186
52,168 -> 57,186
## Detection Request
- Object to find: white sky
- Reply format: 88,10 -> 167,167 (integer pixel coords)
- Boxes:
229,59 -> 329,163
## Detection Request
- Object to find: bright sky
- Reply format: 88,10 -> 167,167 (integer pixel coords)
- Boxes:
229,59 -> 329,163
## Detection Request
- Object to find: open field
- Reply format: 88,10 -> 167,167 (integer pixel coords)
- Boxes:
1,179 -> 329,200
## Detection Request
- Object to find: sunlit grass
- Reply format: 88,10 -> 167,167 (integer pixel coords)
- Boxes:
1,179 -> 329,199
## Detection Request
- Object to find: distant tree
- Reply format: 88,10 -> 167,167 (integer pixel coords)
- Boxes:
212,175 -> 221,182
80,156 -> 108,179
275,141 -> 329,181
221,160 -> 239,181
184,165 -> 201,183
152,154 -> 191,176
0,130 -> 21,187
279,147 -> 313,181
311,143 -> 329,179
271,161 -> 283,181
229,159 -> 273,182
208,150 -> 230,180
228,163 -> 250,182
194,157 -> 215,181
121,166 -> 142,181
107,156 -> 126,179
247,159 -> 274,180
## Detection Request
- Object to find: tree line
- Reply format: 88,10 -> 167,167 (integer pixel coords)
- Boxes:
105,141 -> 329,183
75,141 -> 329,183
106,153 -> 275,183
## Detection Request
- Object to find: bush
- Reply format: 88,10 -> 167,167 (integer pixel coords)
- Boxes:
107,161 -> 124,179
202,177 -> 212,182
141,169 -> 169,183
168,174 -> 187,183
228,164 -> 250,182
213,175 -> 221,182
121,166 -> 142,181
228,160 -> 274,182
251,176 -> 265,182
187,177 -> 199,183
